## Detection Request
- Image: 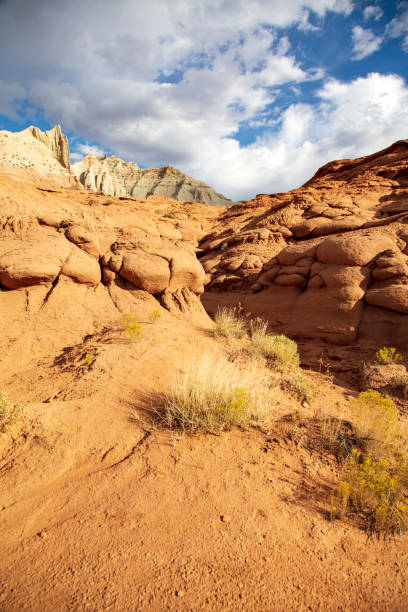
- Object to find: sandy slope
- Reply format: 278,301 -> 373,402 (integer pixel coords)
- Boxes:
0,168 -> 408,611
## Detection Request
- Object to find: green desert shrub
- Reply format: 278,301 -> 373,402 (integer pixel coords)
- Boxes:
119,314 -> 143,342
0,391 -> 22,432
375,347 -> 403,365
352,390 -> 406,460
331,450 -> 408,536
148,309 -> 161,323
213,307 -> 247,339
158,350 -> 271,433
251,326 -> 300,370
284,371 -> 317,404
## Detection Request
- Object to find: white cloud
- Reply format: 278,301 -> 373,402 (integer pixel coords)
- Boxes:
386,6 -> 408,51
71,143 -> 105,161
351,25 -> 383,60
4,0 -> 408,203
297,9 -> 320,32
363,6 -> 383,21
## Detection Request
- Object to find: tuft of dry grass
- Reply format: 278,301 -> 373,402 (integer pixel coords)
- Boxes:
157,350 -> 273,433
0,391 -> 22,433
213,307 -> 247,339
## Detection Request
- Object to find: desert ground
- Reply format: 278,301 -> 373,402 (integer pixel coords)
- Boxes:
1,136 -> 408,611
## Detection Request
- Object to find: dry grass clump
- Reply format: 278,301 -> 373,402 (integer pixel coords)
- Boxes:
0,391 -> 22,432
213,307 -> 247,339
282,370 -> 317,404
158,350 -> 272,433
249,319 -> 299,370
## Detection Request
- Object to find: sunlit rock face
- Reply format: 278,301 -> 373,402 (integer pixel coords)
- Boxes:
71,153 -> 232,205
200,140 -> 408,345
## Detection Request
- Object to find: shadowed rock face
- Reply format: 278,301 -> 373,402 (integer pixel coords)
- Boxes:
200,139 -> 408,345
71,153 -> 232,205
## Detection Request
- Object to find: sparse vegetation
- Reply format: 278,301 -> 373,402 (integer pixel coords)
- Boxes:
119,313 -> 143,342
149,309 -> 161,323
84,353 -> 95,368
250,321 -> 300,370
213,306 -> 247,338
158,350 -> 271,433
0,391 -> 22,432
283,370 -> 317,404
163,211 -> 176,219
331,450 -> 408,537
375,347 -> 403,365
351,390 -> 406,460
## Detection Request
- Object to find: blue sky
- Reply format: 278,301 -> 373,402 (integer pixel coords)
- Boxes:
0,0 -> 408,200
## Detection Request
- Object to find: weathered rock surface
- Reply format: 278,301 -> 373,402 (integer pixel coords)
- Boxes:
0,174 -> 215,326
201,139 -> 408,345
2,129 -> 408,347
71,153 -> 232,205
0,125 -> 71,174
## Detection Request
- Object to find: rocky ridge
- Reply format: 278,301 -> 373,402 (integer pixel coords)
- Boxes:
200,139 -> 408,345
0,124 -> 72,179
0,125 -> 231,205
71,153 -> 232,205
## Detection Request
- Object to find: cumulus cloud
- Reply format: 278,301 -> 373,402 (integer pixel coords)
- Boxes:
386,5 -> 408,51
351,25 -> 383,60
71,143 -> 105,161
193,73 -> 408,199
2,0 -> 407,202
363,5 -> 383,21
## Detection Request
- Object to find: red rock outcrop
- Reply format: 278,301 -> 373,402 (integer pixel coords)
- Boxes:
201,140 -> 408,345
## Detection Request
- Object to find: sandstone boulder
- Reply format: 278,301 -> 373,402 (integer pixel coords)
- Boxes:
120,252 -> 171,294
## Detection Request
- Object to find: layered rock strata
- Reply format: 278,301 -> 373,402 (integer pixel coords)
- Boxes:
200,140 -> 408,344
71,153 -> 231,205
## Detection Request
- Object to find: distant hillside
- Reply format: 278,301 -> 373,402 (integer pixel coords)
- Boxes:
0,125 -> 232,205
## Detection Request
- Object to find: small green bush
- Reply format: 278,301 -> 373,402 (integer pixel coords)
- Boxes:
84,353 -> 95,368
251,330 -> 300,370
0,391 -> 22,432
352,390 -> 405,460
284,371 -> 317,404
331,450 -> 408,536
119,314 -> 143,342
163,212 -> 176,219
375,347 -> 403,365
213,307 -> 247,339
149,309 -> 161,323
